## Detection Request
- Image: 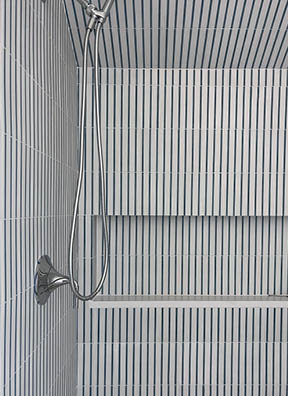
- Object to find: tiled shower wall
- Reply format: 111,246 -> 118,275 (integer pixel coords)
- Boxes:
0,1 -> 78,395
77,68 -> 288,394
79,216 -> 288,297
83,68 -> 288,217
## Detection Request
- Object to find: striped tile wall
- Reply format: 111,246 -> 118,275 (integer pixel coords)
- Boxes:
78,307 -> 288,395
81,68 -> 288,216
77,66 -> 288,394
64,0 -> 288,68
78,216 -> 288,297
0,0 -> 78,395
67,0 -> 288,394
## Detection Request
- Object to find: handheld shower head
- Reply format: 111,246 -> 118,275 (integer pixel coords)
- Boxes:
76,0 -> 114,23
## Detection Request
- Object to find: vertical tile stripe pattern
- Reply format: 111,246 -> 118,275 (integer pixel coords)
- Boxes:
81,68 -> 288,216
77,66 -> 288,394
2,0 -> 287,394
64,0 -> 288,68
78,307 -> 288,395
79,216 -> 288,297
0,1 -> 78,395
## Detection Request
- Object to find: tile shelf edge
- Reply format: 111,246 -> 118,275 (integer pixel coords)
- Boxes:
87,295 -> 288,309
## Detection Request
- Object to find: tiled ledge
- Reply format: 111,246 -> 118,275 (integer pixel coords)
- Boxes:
88,295 -> 288,309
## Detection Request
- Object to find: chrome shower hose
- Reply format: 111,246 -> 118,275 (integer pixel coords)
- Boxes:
68,22 -> 109,301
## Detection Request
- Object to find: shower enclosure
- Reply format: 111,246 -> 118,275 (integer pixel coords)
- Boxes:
1,0 -> 288,395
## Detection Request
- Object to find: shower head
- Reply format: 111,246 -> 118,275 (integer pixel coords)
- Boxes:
76,0 -> 114,23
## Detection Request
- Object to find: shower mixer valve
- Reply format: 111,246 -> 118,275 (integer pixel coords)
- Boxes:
34,255 -> 79,306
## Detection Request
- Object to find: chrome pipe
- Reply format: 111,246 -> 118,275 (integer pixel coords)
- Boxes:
101,0 -> 115,19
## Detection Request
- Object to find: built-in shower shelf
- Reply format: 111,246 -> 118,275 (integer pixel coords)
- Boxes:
88,295 -> 288,309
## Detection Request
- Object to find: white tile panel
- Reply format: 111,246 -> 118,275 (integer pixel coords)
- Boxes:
0,0 -> 79,394
80,68 -> 288,216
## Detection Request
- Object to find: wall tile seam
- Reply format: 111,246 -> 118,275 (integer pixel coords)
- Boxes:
1,47 -> 78,119
0,214 -> 77,221
85,171 -> 288,175
86,82 -> 288,88
2,3 -> 76,77
77,214 -> 288,218
4,332 -> 77,390
0,263 -> 77,304
79,341 -> 288,345
0,131 -> 79,171
77,384 -> 288,388
98,26 -> 288,32
94,65 -> 288,71
80,127 -> 288,132
80,253 -> 288,258
3,311 -> 76,384
1,41 -> 77,94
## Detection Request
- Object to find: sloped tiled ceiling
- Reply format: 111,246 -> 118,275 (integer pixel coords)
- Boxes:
63,0 -> 288,68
